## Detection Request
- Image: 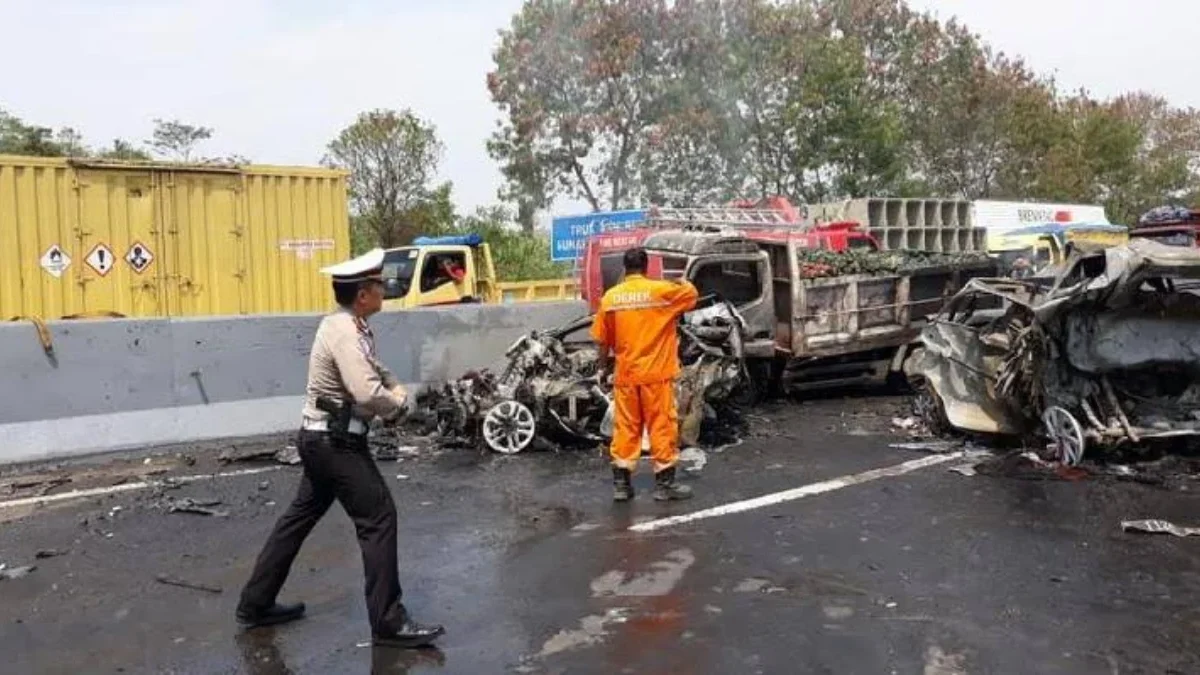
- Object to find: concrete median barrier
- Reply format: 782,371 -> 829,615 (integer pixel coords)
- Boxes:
0,301 -> 588,465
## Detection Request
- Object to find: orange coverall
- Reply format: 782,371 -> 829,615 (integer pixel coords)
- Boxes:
590,274 -> 699,473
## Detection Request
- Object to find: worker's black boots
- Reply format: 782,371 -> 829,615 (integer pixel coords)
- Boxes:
654,467 -> 693,501
612,467 -> 634,502
613,466 -> 693,501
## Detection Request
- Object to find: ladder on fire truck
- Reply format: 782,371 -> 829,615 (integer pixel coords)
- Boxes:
645,205 -> 808,230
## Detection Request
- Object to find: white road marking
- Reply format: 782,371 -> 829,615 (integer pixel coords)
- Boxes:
590,548 -> 695,597
0,466 -> 283,510
628,451 -> 966,532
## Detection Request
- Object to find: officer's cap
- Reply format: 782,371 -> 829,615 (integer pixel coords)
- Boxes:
320,248 -> 385,283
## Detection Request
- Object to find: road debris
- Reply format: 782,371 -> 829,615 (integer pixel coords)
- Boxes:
0,564 -> 36,580
1,474 -> 72,497
889,440 -> 966,454
154,574 -> 222,594
1121,519 -> 1200,537
217,444 -> 300,466
402,299 -> 750,455
679,447 -> 708,473
906,239 -> 1200,466
165,497 -> 229,518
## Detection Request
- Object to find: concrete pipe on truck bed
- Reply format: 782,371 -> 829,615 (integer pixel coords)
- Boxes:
0,155 -> 351,320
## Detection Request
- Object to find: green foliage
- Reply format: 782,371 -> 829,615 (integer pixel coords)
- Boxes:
0,108 -> 79,156
146,118 -> 213,161
324,109 -> 448,248
455,206 -> 571,281
95,138 -> 152,161
796,248 -> 993,278
490,0 -> 1200,225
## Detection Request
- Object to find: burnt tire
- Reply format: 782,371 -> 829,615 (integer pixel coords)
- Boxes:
912,380 -> 953,437
731,360 -> 782,407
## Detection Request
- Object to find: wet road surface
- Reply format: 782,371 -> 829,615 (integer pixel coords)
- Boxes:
3,396 -> 1200,674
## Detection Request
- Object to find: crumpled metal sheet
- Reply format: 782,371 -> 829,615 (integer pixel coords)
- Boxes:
909,239 -> 1200,446
1121,519 -> 1200,537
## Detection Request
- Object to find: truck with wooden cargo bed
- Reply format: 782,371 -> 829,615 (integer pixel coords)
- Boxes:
580,209 -> 999,400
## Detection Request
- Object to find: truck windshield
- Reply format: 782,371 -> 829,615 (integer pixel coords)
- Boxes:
382,248 -> 419,299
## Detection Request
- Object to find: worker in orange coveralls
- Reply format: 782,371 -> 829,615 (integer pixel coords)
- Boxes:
591,247 -> 699,502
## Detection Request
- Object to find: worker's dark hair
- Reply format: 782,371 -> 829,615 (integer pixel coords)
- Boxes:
333,280 -> 368,307
623,247 -> 648,274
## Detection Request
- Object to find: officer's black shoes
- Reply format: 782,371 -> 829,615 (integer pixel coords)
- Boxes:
236,601 -> 306,628
653,467 -> 693,501
372,619 -> 446,648
612,467 -> 634,502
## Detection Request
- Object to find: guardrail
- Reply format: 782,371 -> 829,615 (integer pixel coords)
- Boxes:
0,301 -> 588,465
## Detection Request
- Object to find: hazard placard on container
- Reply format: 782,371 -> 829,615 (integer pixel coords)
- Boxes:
85,243 -> 115,276
40,244 -> 71,278
125,241 -> 155,274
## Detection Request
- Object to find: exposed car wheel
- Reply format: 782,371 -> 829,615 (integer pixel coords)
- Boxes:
482,400 -> 536,454
1043,406 -> 1086,466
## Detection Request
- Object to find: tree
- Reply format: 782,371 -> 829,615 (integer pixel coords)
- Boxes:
146,118 -> 213,161
96,138 -> 153,161
487,0 -> 1200,219
489,0 -> 682,212
455,205 -> 570,281
0,108 -> 66,156
323,108 -> 449,248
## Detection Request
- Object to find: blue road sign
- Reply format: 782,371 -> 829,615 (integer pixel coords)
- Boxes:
550,209 -> 647,262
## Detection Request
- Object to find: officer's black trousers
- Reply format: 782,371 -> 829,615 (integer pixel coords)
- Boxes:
238,429 -> 408,634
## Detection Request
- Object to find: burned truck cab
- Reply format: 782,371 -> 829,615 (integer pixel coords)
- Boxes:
642,226 -> 778,363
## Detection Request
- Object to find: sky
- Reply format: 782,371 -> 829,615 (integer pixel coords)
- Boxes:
2,0 -> 1196,219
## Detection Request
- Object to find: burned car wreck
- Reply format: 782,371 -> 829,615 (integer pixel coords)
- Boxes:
905,239 -> 1200,465
406,297 -> 749,454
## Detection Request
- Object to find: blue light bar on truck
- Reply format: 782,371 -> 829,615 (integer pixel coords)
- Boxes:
412,234 -> 484,247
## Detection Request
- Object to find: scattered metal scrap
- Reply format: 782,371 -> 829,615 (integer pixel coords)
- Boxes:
218,444 -> 300,466
1122,520 -> 1200,537
401,298 -> 751,455
0,564 -> 36,581
155,574 -> 223,594
164,497 -> 228,518
0,473 -> 71,497
906,239 -> 1200,466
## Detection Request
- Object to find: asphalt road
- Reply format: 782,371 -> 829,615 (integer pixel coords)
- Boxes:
3,395 -> 1200,675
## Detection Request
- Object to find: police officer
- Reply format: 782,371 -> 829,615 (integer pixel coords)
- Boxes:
235,248 -> 445,649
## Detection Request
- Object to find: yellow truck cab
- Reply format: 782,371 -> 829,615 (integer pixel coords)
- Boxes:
990,222 -> 1128,277
380,234 -> 500,310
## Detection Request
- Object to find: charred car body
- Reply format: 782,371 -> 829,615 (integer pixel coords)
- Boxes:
905,239 -> 1200,464
410,298 -> 749,454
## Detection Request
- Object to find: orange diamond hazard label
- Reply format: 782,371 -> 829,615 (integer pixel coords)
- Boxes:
85,243 -> 115,276
125,241 -> 154,274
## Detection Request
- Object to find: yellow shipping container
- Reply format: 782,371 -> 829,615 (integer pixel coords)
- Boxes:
0,155 -> 351,319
